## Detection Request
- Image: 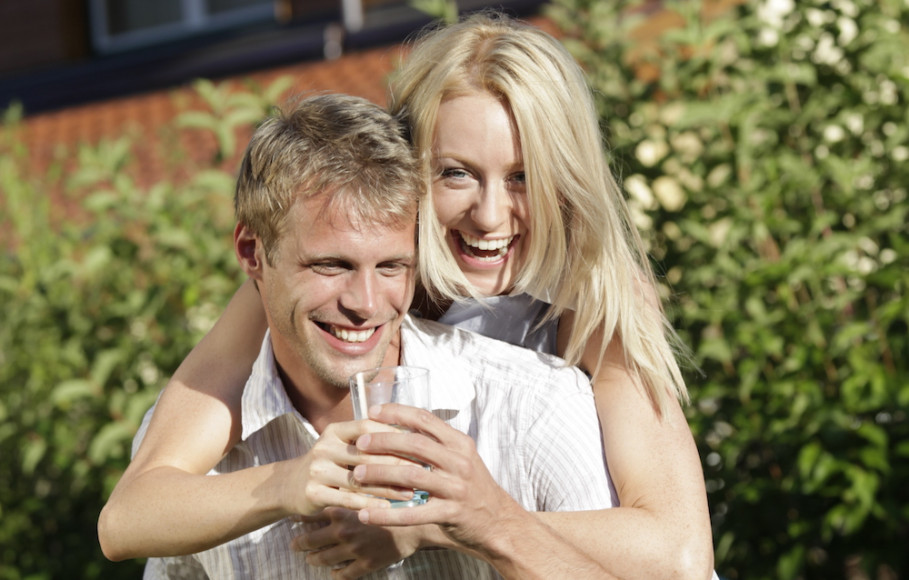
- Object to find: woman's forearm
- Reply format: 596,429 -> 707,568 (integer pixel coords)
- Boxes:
99,462 -> 291,560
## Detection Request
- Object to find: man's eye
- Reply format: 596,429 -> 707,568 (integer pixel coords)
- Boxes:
379,263 -> 411,276
310,263 -> 346,274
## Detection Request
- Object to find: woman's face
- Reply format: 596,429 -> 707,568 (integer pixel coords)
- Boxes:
431,92 -> 530,297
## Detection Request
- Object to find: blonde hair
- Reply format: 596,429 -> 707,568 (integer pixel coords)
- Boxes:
235,93 -> 421,264
388,12 -> 690,412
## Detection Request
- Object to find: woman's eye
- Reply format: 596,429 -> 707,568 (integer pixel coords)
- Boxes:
440,167 -> 470,180
510,171 -> 526,184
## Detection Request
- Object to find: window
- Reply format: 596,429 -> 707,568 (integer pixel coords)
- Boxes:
89,0 -> 275,53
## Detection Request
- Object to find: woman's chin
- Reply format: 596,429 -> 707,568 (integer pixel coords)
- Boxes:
463,273 -> 514,298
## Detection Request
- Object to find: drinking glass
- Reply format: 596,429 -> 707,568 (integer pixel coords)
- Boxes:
349,365 -> 431,578
349,365 -> 431,508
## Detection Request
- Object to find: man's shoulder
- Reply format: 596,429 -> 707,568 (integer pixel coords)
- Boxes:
406,316 -> 589,392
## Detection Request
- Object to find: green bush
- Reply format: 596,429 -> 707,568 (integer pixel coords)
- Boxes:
3,3 -> 908,577
544,0 -> 908,578
0,78 -> 288,579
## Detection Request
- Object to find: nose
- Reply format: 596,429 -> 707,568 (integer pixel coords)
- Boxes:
470,181 -> 511,232
339,270 -> 378,322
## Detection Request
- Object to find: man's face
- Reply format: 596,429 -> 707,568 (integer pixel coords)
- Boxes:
245,194 -> 417,392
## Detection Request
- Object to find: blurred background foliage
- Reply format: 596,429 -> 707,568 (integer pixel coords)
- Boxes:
545,0 -> 908,577
1,0 -> 907,578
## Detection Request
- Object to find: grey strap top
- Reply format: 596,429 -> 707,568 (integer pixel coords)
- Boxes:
435,293 -> 559,356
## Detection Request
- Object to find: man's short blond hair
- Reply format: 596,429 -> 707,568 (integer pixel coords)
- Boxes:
235,93 -> 421,265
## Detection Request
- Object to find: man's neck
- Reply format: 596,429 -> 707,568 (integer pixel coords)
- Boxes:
272,328 -> 405,435
276,364 -> 352,435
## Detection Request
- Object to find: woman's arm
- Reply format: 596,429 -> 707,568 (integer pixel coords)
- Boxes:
99,280 -> 268,558
542,312 -> 715,580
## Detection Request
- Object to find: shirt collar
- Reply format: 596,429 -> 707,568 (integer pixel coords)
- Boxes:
400,315 -> 475,413
241,317 -> 474,441
241,330 -> 299,441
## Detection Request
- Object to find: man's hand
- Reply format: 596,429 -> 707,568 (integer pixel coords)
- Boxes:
349,404 -> 524,556
290,507 -> 427,579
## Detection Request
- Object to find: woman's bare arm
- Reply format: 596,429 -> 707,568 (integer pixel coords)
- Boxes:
99,280 -> 269,557
539,312 -> 715,580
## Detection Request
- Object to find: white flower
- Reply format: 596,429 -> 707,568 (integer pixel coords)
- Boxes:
813,33 -> 844,65
758,28 -> 780,47
854,175 -> 874,190
653,176 -> 687,212
758,0 -> 795,29
707,164 -> 733,189
879,79 -> 898,106
635,139 -> 669,167
659,102 -> 685,126
671,132 -> 704,161
663,221 -> 682,240
832,0 -> 858,18
823,125 -> 846,143
843,250 -> 877,275
844,113 -> 864,135
630,204 -> 653,231
837,16 -> 858,45
138,357 -> 161,387
892,146 -> 909,163
625,174 -> 656,209
805,8 -> 830,28
709,218 -> 733,248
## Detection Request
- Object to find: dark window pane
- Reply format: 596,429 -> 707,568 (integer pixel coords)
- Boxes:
106,0 -> 183,35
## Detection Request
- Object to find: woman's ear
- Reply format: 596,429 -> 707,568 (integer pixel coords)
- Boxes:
234,223 -> 264,280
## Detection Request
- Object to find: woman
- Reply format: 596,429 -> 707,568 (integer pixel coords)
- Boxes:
107,12 -> 715,579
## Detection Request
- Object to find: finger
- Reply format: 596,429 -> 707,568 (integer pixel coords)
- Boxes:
356,430 -> 453,471
303,544 -> 350,567
292,523 -> 336,552
308,446 -> 414,502
351,462 -> 440,500
330,561 -> 372,580
368,404 -> 447,439
307,486 -> 395,513
323,418 -> 404,445
289,512 -> 329,525
358,503 -> 442,527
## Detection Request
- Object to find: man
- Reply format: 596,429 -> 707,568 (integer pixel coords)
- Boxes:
99,94 -> 616,579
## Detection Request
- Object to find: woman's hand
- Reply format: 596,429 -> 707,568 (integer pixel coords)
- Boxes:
281,419 -> 420,516
290,507 -> 427,579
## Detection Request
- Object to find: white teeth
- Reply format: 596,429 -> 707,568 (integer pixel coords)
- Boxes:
330,327 -> 375,343
460,233 -> 513,254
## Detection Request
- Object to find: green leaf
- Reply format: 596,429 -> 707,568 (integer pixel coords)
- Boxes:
50,379 -> 97,406
88,422 -> 135,464
21,437 -> 47,475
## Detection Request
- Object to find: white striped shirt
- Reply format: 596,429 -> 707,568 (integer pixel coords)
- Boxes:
139,315 -> 616,579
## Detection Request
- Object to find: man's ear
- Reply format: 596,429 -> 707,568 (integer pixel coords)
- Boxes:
234,223 -> 265,281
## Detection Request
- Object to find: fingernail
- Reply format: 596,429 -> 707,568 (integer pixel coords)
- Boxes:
357,434 -> 371,449
358,510 -> 370,524
353,465 -> 366,480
